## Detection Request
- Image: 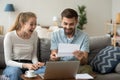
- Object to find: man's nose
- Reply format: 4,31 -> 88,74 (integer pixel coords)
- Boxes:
66,25 -> 70,28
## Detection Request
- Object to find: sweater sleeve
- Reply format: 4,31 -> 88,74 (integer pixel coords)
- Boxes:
4,32 -> 23,68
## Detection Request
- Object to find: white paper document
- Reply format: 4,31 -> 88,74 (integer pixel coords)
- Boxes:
75,73 -> 93,79
57,43 -> 80,57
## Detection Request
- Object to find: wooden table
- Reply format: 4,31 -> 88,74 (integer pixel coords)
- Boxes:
21,74 -> 42,80
21,74 -> 88,80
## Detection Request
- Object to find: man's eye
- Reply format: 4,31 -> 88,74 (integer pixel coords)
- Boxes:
70,23 -> 74,26
64,23 -> 67,25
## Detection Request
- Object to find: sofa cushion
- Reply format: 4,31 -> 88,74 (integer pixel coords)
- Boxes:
115,63 -> 120,73
37,38 -> 51,62
35,26 -> 51,39
90,46 -> 120,73
88,35 -> 111,63
89,35 -> 111,51
0,36 -> 6,69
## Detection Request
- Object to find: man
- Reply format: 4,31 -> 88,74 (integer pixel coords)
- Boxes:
50,8 -> 91,73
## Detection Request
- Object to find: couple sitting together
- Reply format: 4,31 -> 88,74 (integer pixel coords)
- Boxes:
3,8 -> 92,80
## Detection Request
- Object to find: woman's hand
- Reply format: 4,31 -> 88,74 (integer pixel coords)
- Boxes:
22,63 -> 39,70
34,62 -> 45,68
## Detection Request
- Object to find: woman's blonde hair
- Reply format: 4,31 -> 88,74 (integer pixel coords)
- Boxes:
8,12 -> 36,32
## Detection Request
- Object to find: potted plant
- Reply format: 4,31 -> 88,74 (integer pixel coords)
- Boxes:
77,5 -> 87,30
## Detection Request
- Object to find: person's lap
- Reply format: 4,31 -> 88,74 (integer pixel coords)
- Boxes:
3,66 -> 23,80
3,66 -> 46,80
78,65 -> 96,78
35,66 -> 46,74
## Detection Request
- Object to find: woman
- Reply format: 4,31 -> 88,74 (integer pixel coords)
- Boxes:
3,12 -> 45,80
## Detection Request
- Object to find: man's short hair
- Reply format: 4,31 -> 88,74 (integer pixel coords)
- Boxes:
61,8 -> 78,19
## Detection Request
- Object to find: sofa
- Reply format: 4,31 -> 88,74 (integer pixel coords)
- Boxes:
0,35 -> 120,80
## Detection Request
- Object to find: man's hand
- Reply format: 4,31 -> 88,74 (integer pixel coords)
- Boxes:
50,50 -> 60,61
73,50 -> 84,60
73,50 -> 88,65
50,53 -> 58,61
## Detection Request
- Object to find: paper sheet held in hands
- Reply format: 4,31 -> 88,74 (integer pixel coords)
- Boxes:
57,43 -> 80,57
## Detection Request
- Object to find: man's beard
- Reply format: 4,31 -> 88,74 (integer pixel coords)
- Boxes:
64,27 -> 75,36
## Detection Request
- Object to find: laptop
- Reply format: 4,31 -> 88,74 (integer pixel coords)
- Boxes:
39,61 -> 80,79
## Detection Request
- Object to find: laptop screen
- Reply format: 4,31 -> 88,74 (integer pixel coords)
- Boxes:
42,61 -> 80,79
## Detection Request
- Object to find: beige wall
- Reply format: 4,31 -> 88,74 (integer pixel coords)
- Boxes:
112,0 -> 120,22
0,0 -> 112,36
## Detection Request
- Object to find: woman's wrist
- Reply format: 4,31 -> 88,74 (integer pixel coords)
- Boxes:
22,63 -> 27,68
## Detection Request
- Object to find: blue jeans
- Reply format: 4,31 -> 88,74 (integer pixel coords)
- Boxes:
3,66 -> 46,80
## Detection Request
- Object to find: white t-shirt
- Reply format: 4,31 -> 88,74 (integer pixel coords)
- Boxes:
4,30 -> 38,68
